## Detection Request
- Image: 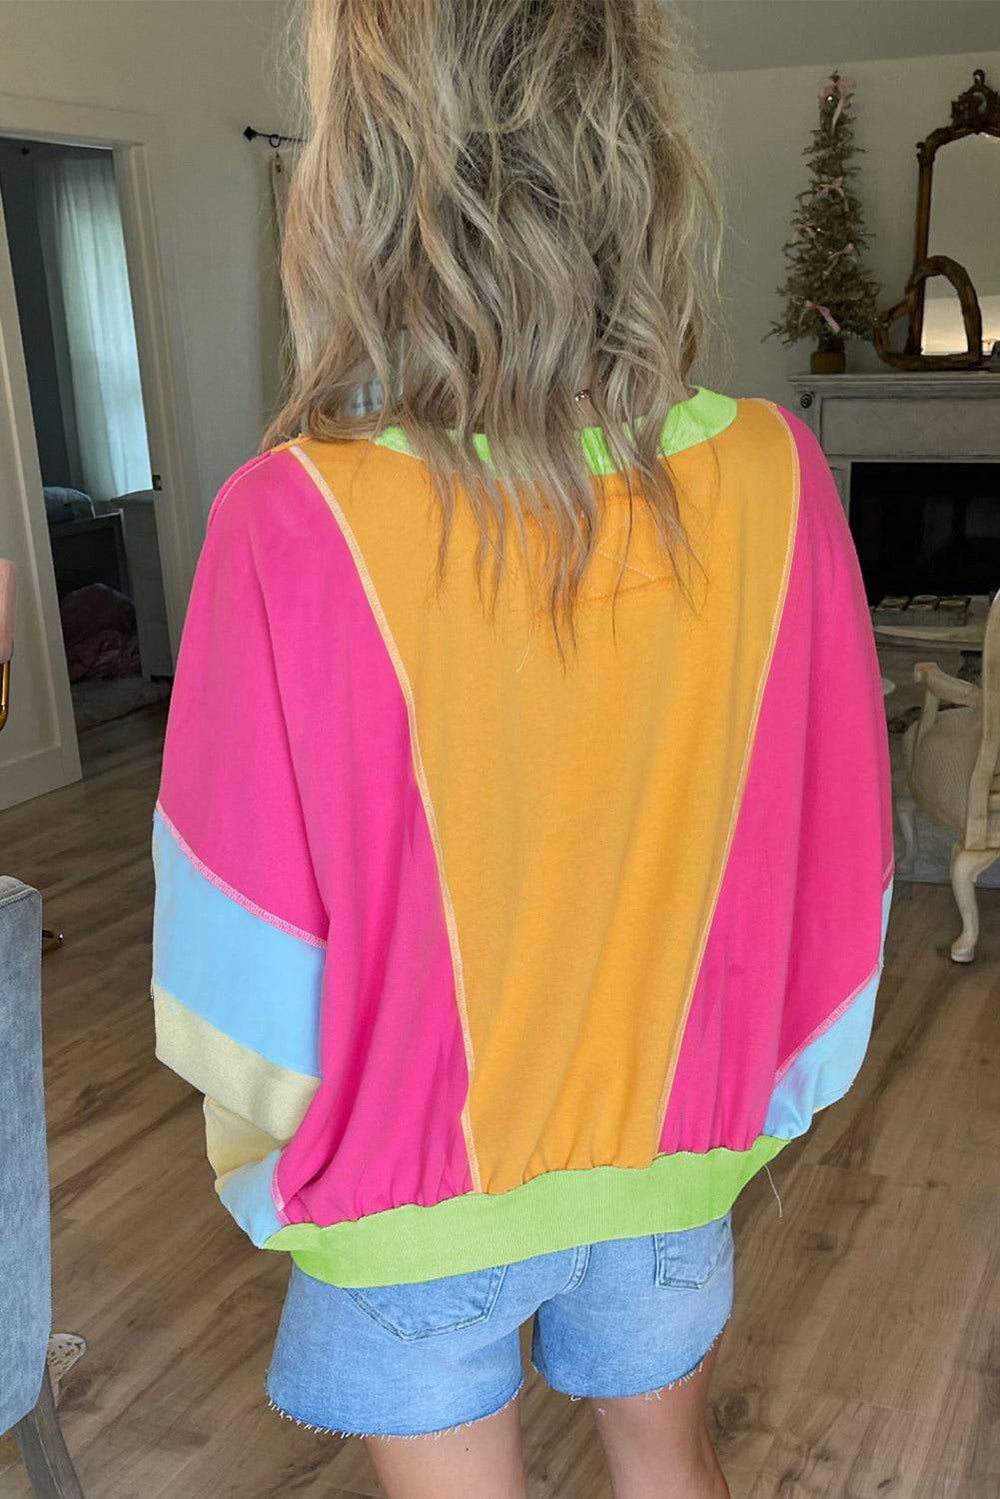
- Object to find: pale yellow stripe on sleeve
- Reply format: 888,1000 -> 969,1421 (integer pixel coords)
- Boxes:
152,983 -> 319,1143
203,1096 -> 282,1192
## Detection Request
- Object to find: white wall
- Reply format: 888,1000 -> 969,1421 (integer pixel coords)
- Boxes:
0,0 -> 291,515
680,0 -> 1000,74
1,6 -> 995,485
698,50 -> 1000,404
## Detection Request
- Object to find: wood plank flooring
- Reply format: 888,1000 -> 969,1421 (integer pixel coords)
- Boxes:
1,703 -> 998,1497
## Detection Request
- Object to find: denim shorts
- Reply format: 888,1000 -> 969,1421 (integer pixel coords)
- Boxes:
266,1211 -> 733,1439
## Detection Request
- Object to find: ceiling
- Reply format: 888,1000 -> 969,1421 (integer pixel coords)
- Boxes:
675,0 -> 1000,72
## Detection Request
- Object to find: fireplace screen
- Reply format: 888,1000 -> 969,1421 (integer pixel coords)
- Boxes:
849,461 -> 1000,605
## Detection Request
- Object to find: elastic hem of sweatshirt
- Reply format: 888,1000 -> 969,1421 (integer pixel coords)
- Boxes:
264,1135 -> 787,1288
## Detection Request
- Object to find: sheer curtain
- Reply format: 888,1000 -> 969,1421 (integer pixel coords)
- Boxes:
36,152 -> 151,504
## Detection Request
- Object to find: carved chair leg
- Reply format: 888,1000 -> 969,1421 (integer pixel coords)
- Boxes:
950,845 -> 1000,963
895,793 -> 919,871
11,1368 -> 84,1499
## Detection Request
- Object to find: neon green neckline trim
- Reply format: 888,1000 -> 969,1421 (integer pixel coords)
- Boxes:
265,1134 -> 786,1287
372,386 -> 738,477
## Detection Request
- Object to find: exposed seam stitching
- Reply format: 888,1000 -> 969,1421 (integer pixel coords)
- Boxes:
772,957 -> 885,1087
152,981 -> 322,1089
288,444 -> 483,1194
210,451 -> 274,522
270,1167 -> 289,1224
653,400 -> 801,1144
155,803 -> 327,949
772,872 -> 893,1086
151,983 -> 320,1103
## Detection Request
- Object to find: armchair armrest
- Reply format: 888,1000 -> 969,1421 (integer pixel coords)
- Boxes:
913,661 -> 981,708
911,661 -> 981,754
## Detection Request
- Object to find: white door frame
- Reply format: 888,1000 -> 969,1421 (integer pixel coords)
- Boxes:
0,93 -> 202,808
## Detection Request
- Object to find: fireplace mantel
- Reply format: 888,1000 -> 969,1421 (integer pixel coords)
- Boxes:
786,372 -> 1000,512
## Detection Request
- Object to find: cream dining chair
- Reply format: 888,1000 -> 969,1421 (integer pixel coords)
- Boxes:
897,589 -> 1000,962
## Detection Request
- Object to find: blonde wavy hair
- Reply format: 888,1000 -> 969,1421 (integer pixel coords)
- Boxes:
267,0 -> 720,624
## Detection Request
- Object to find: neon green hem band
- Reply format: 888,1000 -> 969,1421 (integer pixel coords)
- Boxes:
264,1135 -> 787,1288
373,386 -> 738,477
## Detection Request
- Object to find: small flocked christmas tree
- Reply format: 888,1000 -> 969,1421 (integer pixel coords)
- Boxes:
770,72 -> 880,369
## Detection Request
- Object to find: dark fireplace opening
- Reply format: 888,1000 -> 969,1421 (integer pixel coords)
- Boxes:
850,462 -> 1000,605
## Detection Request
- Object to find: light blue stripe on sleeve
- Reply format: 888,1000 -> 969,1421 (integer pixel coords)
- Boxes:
152,812 -> 323,1078
217,1149 -> 285,1246
763,881 -> 893,1140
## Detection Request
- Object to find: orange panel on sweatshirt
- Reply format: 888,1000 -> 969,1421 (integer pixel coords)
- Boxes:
299,399 -> 797,1194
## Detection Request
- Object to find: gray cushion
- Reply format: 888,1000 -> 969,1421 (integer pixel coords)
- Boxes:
0,877 -> 50,1434
43,487 -> 95,525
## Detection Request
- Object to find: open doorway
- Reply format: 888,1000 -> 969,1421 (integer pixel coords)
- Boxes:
0,136 -> 172,751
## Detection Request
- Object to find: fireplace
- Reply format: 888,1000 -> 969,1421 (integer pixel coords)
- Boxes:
849,460 -> 1000,604
787,371 -> 1000,608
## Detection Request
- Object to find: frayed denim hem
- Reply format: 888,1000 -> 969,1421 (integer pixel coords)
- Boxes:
534,1318 -> 729,1408
265,1376 -> 524,1442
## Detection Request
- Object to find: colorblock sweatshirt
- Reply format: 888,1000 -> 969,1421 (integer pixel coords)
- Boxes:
151,387 -> 894,1288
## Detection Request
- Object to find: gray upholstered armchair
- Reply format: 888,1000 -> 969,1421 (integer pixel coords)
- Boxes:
0,877 -> 84,1497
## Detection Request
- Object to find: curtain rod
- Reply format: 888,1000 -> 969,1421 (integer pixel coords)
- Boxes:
243,125 -> 303,147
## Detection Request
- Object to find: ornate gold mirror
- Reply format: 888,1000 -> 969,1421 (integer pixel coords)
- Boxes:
876,70 -> 1000,369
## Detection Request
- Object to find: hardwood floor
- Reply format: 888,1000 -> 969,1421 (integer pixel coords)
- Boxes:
1,703 -> 998,1497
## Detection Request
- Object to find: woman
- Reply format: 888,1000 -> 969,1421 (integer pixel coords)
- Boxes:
151,3 -> 893,1495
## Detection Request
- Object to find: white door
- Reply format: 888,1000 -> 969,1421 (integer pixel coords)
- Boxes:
0,96 -> 204,812
0,199 -> 81,809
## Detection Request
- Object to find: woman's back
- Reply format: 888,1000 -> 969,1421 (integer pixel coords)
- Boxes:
152,385 -> 892,1286
150,2 -> 893,1485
